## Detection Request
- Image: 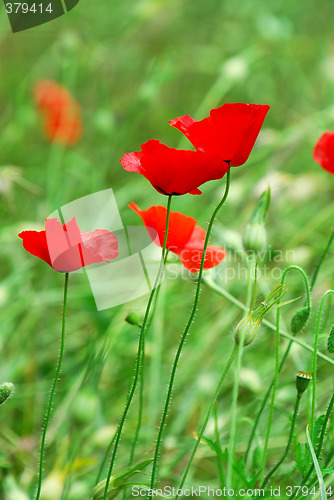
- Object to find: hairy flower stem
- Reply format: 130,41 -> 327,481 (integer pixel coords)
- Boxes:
249,266 -> 310,469
261,393 -> 302,488
310,228 -> 334,291
176,347 -> 238,497
35,272 -> 69,500
226,255 -> 256,488
103,195 -> 173,500
148,169 -> 231,495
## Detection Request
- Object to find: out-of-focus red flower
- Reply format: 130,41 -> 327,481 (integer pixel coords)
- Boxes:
34,80 -> 82,146
121,139 -> 229,196
169,103 -> 270,167
129,202 -> 226,272
18,217 -> 119,273
313,132 -> 334,174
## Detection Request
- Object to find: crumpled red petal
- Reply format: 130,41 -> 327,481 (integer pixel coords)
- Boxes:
130,203 -> 226,273
313,131 -> 334,174
175,226 -> 227,272
170,103 -> 270,167
121,139 -> 228,196
129,202 -> 197,251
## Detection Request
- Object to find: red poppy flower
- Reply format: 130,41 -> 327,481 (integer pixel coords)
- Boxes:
129,202 -> 226,272
18,217 -> 119,273
169,103 -> 270,167
121,139 -> 229,196
34,80 -> 82,146
313,131 -> 334,174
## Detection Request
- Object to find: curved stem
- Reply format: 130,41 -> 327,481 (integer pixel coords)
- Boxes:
149,170 -> 231,494
261,394 -> 301,488
35,272 -> 69,500
226,256 -> 255,488
102,195 -> 172,500
176,347 -> 238,497
250,266 -> 310,470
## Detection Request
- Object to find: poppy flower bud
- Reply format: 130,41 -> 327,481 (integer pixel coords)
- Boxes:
71,389 -> 100,426
234,315 -> 261,347
296,371 -> 312,396
0,382 -> 14,406
243,188 -> 270,253
243,222 -> 267,253
125,312 -> 142,327
327,325 -> 334,353
290,306 -> 310,334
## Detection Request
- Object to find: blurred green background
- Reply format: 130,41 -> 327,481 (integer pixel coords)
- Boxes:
0,0 -> 333,498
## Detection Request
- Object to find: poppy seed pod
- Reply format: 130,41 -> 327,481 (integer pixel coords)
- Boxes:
291,306 -> 310,334
327,325 -> 334,353
296,371 -> 312,396
0,382 -> 14,405
234,315 -> 261,347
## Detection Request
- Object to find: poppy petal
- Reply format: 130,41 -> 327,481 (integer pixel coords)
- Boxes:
18,229 -> 52,267
121,140 -> 228,196
176,245 -> 227,272
313,132 -> 334,174
170,103 -> 270,167
19,218 -> 119,273
129,202 -> 197,251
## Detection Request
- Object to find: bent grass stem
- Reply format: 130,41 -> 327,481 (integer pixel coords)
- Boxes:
149,169 -> 231,495
35,272 -> 69,500
102,195 -> 173,500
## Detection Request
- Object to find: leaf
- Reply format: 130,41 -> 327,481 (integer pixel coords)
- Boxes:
306,426 -> 327,500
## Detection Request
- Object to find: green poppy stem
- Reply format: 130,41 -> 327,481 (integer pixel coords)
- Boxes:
175,347 -> 238,498
310,290 -> 334,440
102,195 -> 173,500
261,393 -> 302,488
257,266 -> 310,481
35,271 -> 69,500
148,169 -> 231,496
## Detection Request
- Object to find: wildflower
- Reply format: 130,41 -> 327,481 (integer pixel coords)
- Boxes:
18,217 -> 118,272
121,139 -> 228,196
169,103 -> 270,166
129,202 -> 226,272
34,80 -> 82,146
313,131 -> 334,174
